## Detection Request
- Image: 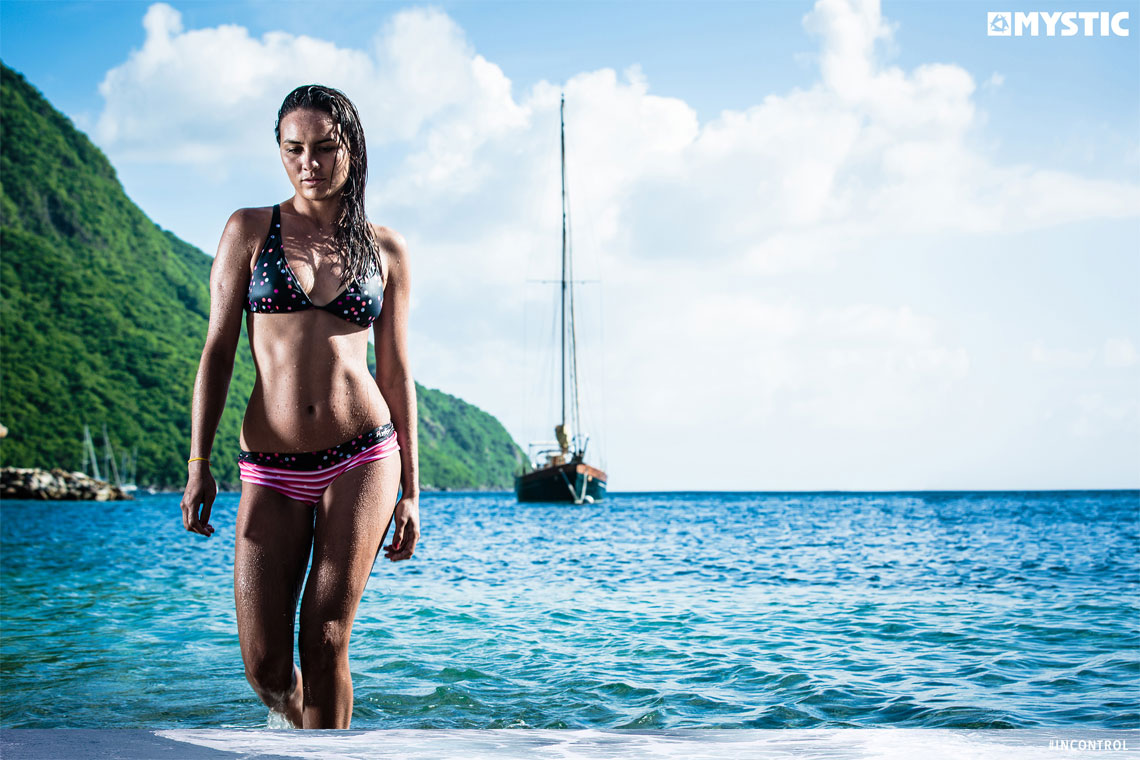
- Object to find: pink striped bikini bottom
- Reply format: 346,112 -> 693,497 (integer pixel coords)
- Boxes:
237,422 -> 400,506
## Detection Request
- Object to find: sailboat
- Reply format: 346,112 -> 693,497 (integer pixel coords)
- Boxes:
81,423 -> 137,494
515,94 -> 608,504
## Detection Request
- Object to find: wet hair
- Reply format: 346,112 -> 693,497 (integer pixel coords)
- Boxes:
275,84 -> 381,286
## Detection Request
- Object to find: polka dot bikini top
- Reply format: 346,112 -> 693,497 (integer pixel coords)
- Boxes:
245,204 -> 384,327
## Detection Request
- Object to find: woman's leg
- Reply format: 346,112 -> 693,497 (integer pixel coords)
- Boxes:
298,452 -> 401,728
234,481 -> 316,727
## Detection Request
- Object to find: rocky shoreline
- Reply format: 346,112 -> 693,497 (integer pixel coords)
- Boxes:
1,467 -> 133,501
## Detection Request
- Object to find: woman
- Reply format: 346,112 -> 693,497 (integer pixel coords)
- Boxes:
179,84 -> 420,729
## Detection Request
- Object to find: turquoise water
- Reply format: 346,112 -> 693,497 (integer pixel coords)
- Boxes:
1,490 -> 1137,729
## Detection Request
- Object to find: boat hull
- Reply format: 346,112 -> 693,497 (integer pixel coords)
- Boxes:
515,462 -> 607,503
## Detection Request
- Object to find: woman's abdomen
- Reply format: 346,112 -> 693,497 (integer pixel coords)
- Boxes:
240,359 -> 390,453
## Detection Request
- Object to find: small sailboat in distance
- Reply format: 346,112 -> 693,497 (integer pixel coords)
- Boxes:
516,94 -> 608,504
81,423 -> 137,494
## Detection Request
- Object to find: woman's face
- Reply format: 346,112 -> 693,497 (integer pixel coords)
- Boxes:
278,107 -> 351,202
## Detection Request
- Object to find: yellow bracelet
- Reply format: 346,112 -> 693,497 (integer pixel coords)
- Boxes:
187,457 -> 210,464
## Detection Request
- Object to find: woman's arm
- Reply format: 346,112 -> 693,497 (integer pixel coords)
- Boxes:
373,226 -> 420,560
181,209 -> 257,537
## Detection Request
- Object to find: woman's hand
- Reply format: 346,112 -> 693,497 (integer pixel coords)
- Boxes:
181,467 -> 217,538
384,496 -> 419,561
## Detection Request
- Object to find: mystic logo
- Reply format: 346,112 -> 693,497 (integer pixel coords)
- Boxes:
987,10 -> 1130,36
988,12 -> 1012,35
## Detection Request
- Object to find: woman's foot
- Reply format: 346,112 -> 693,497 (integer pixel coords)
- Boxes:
282,663 -> 304,727
253,662 -> 305,728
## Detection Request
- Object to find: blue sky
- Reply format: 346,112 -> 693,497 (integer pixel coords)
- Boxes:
2,0 -> 1138,490
6,0 -> 1137,173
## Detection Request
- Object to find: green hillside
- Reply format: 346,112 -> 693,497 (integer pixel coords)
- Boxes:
0,61 -> 525,490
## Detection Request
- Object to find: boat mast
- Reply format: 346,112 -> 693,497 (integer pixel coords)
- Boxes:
559,93 -> 569,452
102,423 -> 122,488
82,424 -> 101,481
557,93 -> 585,460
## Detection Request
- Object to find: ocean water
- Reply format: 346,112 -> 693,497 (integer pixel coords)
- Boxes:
1,490 -> 1137,730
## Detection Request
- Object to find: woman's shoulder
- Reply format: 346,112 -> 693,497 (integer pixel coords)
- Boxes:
371,223 -> 408,258
225,205 -> 276,236
372,223 -> 409,289
214,206 -> 275,272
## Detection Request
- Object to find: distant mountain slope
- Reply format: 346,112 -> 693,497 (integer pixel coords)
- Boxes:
414,384 -> 527,491
0,61 -> 524,490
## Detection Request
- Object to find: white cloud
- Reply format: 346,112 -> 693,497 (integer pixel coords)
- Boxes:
1029,339 -> 1097,369
788,305 -> 971,430
1073,393 -> 1140,438
1027,338 -> 1139,371
96,4 -> 377,168
87,0 -> 1140,488
1104,337 -> 1139,368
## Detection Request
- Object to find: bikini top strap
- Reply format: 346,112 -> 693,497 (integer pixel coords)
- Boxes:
270,203 -> 281,237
